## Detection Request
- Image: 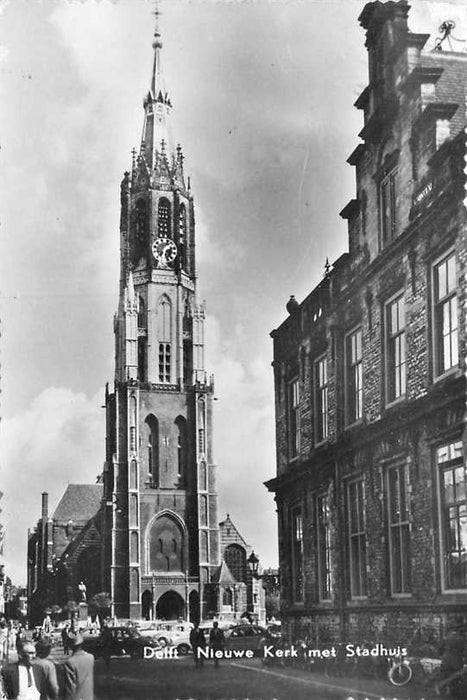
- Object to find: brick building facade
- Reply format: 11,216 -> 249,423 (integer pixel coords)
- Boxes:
266,0 -> 466,647
27,488 -> 102,624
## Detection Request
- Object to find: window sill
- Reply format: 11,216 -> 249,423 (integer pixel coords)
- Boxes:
385,395 -> 406,410
345,419 -> 364,430
433,366 -> 460,384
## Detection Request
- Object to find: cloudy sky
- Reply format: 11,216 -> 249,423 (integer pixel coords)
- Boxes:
1,0 -> 466,585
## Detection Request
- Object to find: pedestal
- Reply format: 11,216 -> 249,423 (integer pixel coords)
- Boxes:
78,603 -> 88,622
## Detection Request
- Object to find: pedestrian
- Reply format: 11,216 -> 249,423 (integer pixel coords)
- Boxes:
61,625 -> 70,656
62,633 -> 94,700
189,624 -> 206,669
99,621 -> 113,670
15,626 -> 25,656
33,640 -> 59,700
209,622 -> 225,669
1,640 -> 50,700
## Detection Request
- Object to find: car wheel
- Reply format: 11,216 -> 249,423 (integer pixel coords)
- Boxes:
158,637 -> 168,648
177,644 -> 190,656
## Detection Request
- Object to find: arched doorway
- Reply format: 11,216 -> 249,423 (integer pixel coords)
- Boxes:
156,591 -> 184,620
141,590 -> 153,620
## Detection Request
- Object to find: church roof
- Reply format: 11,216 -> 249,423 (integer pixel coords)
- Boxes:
219,514 -> 249,550
211,560 -> 236,585
53,484 -> 102,523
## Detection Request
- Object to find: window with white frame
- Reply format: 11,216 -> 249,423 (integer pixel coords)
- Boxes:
387,463 -> 411,594
433,251 -> 458,377
291,507 -> 304,602
348,479 -> 367,597
288,378 -> 300,459
437,441 -> 467,590
346,329 -> 363,424
380,169 -> 397,246
314,356 -> 329,443
386,293 -> 406,403
317,493 -> 332,600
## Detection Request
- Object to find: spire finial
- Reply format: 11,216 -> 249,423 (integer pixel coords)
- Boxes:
152,1 -> 162,50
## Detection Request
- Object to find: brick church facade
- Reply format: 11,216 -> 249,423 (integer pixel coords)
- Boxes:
99,22 -> 220,623
266,1 -> 466,646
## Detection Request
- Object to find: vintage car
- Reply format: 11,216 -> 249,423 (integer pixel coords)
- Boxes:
223,625 -> 272,654
81,626 -> 159,659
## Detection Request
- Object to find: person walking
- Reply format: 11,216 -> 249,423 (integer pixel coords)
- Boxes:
99,621 -> 113,671
61,625 -> 71,656
33,640 -> 59,700
189,624 -> 206,669
62,633 -> 94,700
209,622 -> 225,669
1,640 -> 50,700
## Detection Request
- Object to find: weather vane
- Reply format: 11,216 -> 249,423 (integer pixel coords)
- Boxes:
434,20 -> 465,51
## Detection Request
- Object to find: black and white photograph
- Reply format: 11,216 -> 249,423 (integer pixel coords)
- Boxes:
0,0 -> 466,698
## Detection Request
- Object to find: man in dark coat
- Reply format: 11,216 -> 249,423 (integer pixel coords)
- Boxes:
209,622 -> 225,668
189,624 -> 206,669
1,640 -> 52,700
33,640 -> 59,700
62,633 -> 94,700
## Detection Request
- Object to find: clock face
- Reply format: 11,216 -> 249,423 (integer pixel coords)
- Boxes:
152,237 -> 177,266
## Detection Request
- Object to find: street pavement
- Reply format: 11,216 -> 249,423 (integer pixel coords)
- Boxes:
46,644 -> 437,700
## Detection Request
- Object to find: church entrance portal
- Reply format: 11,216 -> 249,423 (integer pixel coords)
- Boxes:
156,591 -> 184,620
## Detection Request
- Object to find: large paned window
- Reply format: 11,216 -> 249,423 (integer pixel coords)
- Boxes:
346,329 -> 363,425
348,479 -> 367,597
314,356 -> 329,443
288,379 -> 300,459
380,169 -> 397,246
387,464 -> 411,594
386,294 -> 406,403
317,494 -> 332,600
291,507 -> 304,602
157,296 -> 172,383
433,252 -> 458,377
437,441 -> 467,590
158,198 -> 171,237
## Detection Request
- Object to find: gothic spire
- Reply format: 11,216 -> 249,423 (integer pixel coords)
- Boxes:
140,8 -> 173,171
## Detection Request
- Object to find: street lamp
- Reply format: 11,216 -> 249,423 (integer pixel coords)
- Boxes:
247,551 -> 260,578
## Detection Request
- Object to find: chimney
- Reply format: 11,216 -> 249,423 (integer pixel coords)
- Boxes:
41,492 -> 48,520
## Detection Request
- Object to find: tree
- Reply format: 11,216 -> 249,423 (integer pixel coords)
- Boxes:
88,592 -> 111,622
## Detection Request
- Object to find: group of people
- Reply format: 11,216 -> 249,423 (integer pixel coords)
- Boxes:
189,621 -> 225,669
1,633 -> 94,700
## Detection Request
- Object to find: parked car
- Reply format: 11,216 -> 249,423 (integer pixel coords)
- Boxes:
152,622 -> 193,655
223,625 -> 271,654
81,626 -> 159,659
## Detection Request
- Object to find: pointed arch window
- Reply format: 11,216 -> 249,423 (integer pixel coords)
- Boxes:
149,514 -> 184,572
158,198 -> 171,238
138,296 -> 147,330
200,495 -> 208,527
130,460 -> 138,490
130,531 -> 139,562
138,338 -> 147,382
144,415 -> 159,484
129,494 -> 138,527
158,296 -> 172,383
129,396 -> 137,452
175,416 -> 187,481
135,198 -> 147,242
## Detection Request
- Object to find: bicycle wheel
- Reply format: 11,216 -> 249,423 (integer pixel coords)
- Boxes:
389,661 -> 413,686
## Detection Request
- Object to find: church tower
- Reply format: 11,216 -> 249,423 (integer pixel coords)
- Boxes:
102,19 -> 220,622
